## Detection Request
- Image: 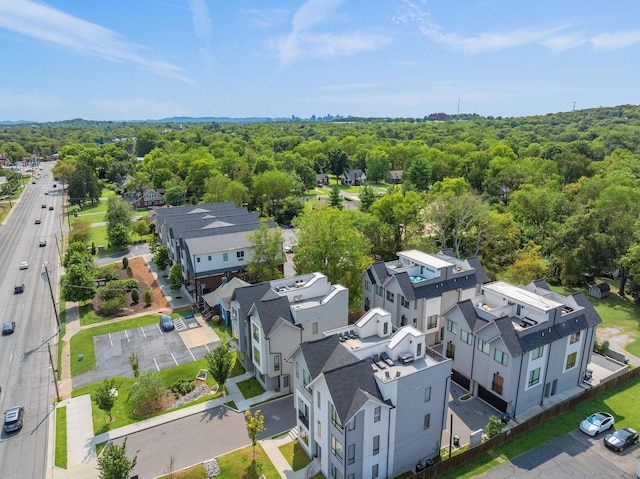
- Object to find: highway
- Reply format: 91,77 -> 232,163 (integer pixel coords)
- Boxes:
0,162 -> 61,479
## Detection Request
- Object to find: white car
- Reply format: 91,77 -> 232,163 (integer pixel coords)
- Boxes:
19,261 -> 29,270
580,412 -> 614,436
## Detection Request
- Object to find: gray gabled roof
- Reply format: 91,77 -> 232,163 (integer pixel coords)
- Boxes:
253,294 -> 294,337
323,359 -> 384,424
467,256 -> 490,283
300,335 -> 360,378
532,279 -> 552,291
232,283 -> 271,319
571,292 -> 603,328
201,277 -> 249,309
156,202 -> 237,228
457,299 -> 485,331
367,261 -> 389,285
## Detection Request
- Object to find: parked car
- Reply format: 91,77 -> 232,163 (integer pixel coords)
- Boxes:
2,321 -> 16,335
604,427 -> 638,452
283,244 -> 294,254
580,412 -> 615,436
34,218 -> 41,224
39,239 -> 47,247
3,406 -> 25,432
19,261 -> 29,270
14,283 -> 24,294
159,314 -> 175,332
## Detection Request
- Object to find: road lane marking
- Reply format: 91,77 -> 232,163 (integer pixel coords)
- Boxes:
153,358 -> 160,371
171,352 -> 178,366
204,344 -> 211,353
124,330 -> 130,342
140,327 -> 147,338
109,333 -> 113,347
188,348 -> 196,361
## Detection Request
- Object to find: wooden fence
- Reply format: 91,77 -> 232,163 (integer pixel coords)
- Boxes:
411,367 -> 640,479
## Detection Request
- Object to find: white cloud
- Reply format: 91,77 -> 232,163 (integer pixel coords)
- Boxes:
0,0 -> 192,83
187,0 -> 212,41
591,31 -> 640,50
276,0 -> 390,66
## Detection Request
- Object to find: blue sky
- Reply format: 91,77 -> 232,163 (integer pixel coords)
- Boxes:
1,0 -> 640,122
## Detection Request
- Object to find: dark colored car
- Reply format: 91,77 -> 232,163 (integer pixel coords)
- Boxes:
2,321 -> 16,335
14,283 -> 24,294
41,204 -> 46,208
604,427 -> 638,452
48,205 -> 54,210
3,406 -> 25,432
160,314 -> 175,332
39,239 -> 47,247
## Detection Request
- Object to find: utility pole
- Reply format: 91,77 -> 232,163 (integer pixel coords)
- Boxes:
47,343 -> 60,401
43,262 -> 60,327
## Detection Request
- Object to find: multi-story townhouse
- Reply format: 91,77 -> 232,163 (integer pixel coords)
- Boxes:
230,272 -> 349,392
291,308 -> 452,479
362,249 -> 489,346
442,279 -> 602,418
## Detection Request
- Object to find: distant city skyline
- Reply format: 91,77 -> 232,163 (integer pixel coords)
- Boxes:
1,1 -> 640,122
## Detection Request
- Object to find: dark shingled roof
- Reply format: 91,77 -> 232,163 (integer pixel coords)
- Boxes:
232,283 -> 271,319
369,262 -> 389,285
253,294 -> 294,337
300,335 -> 360,378
466,256 -> 490,283
532,279 -> 552,291
494,317 -> 523,356
571,292 -> 603,328
457,299 -> 485,331
323,359 -> 383,423
441,248 -> 455,257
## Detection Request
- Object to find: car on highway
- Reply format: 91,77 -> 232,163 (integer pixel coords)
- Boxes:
39,239 -> 47,247
604,427 -> 638,452
32,180 -> 36,184
2,321 -> 16,335
48,205 -> 54,210
14,283 -> 24,294
3,406 -> 25,433
159,314 -> 175,332
19,261 -> 29,270
35,218 -> 41,224
44,191 -> 49,195
580,412 -> 615,436
284,244 -> 294,254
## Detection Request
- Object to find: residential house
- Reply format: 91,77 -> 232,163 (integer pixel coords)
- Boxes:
201,277 -> 249,324
229,272 -> 349,392
385,170 -> 403,184
442,279 -> 602,418
291,308 -> 452,478
316,173 -> 329,186
341,169 -> 366,186
362,249 -> 489,346
122,187 -> 165,209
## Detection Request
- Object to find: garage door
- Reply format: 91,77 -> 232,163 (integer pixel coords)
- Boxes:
477,385 -> 508,413
452,370 -> 470,390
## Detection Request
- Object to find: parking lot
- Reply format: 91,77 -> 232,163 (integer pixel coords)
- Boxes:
73,315 -> 220,388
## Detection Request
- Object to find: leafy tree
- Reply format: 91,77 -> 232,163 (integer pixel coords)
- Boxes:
99,295 -> 128,316
403,156 -> 432,192
358,184 -> 377,212
97,438 -> 138,479
247,224 -> 284,281
108,223 -> 130,249
129,353 -> 140,378
154,246 -> 170,271
92,379 -> 117,422
69,220 -> 92,244
164,184 -> 187,206
131,288 -> 139,303
122,257 -> 129,269
370,190 -> 425,253
168,264 -> 183,291
127,371 -> 165,415
327,149 -> 349,182
484,415 -> 504,438
245,409 -> 266,459
144,288 -> 152,306
328,184 -> 343,209
365,148 -> 391,182
62,263 -> 97,303
253,170 -> 297,217
64,241 -> 94,268
293,206 -> 372,311
205,340 -> 234,391
275,196 -> 304,226
133,219 -> 150,241
135,129 -> 161,157
106,197 -> 132,231
502,242 -> 547,285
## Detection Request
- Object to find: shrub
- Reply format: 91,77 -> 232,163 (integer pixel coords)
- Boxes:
484,415 -> 504,438
594,337 -> 610,355
127,371 -> 165,416
122,257 -> 129,269
131,289 -> 139,303
144,288 -> 152,306
96,264 -> 118,282
91,242 -> 97,255
170,379 -> 195,397
126,265 -> 133,278
99,295 -> 127,315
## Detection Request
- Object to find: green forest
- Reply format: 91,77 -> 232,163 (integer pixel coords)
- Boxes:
3,104 -> 640,306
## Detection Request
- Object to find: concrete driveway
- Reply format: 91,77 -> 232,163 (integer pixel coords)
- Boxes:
478,429 -> 638,478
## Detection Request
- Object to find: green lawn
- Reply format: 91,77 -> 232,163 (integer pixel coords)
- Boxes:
156,464 -> 208,479
208,321 -> 232,341
278,440 -> 311,471
439,375 -> 640,479
216,444 -> 280,479
55,406 -> 67,468
236,377 -> 265,400
69,314 -> 162,376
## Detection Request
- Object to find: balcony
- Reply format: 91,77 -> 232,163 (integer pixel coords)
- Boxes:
298,412 -> 309,429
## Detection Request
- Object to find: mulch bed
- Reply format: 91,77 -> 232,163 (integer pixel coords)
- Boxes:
91,256 -> 169,316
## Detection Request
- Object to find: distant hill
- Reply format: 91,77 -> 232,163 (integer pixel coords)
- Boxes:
150,116 -> 289,123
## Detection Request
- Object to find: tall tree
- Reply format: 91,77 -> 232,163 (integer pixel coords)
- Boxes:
105,197 -> 132,247
205,340 -> 234,391
153,246 -> 171,271
168,264 -> 183,291
328,184 -> 343,209
92,378 -> 117,422
365,148 -> 391,183
370,190 -> 425,253
97,438 -> 138,479
244,409 -> 266,459
247,224 -> 284,281
327,149 -> 349,183
62,263 -> 97,303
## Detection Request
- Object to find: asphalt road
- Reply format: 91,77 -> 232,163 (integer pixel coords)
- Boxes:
0,162 -> 60,479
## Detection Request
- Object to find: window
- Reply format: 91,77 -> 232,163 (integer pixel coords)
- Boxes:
274,355 -> 280,371
347,444 -> 355,465
196,257 -> 200,262
427,315 -> 438,329
565,352 -> 577,370
375,285 -> 383,297
348,417 -> 355,430
253,347 -> 260,364
303,370 -> 311,388
423,414 -> 431,429
477,338 -> 490,355
347,475 -> 354,479
237,251 -> 245,260
516,304 -> 522,316
223,253 -> 228,261
532,346 -> 544,360
383,322 -> 388,335
528,367 -> 541,387
460,329 -> 472,345
317,391 -> 321,407
386,291 -> 395,303
252,324 -> 259,341
372,464 -> 379,478
364,280 -> 371,292
313,322 -> 318,334
447,319 -> 457,334
330,464 -> 342,479
374,406 -> 381,422
401,295 -> 410,308
373,435 -> 380,455
331,435 -> 343,463
331,404 -> 343,430
208,255 -> 211,261
475,283 -> 483,295
424,386 -> 431,402
295,362 -> 299,378
317,420 -> 321,438
446,341 -> 455,359
417,342 -> 422,357
570,331 -> 581,344
494,348 -> 508,366
492,372 -> 504,395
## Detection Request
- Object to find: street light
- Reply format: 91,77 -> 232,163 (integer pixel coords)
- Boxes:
43,261 -> 60,327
